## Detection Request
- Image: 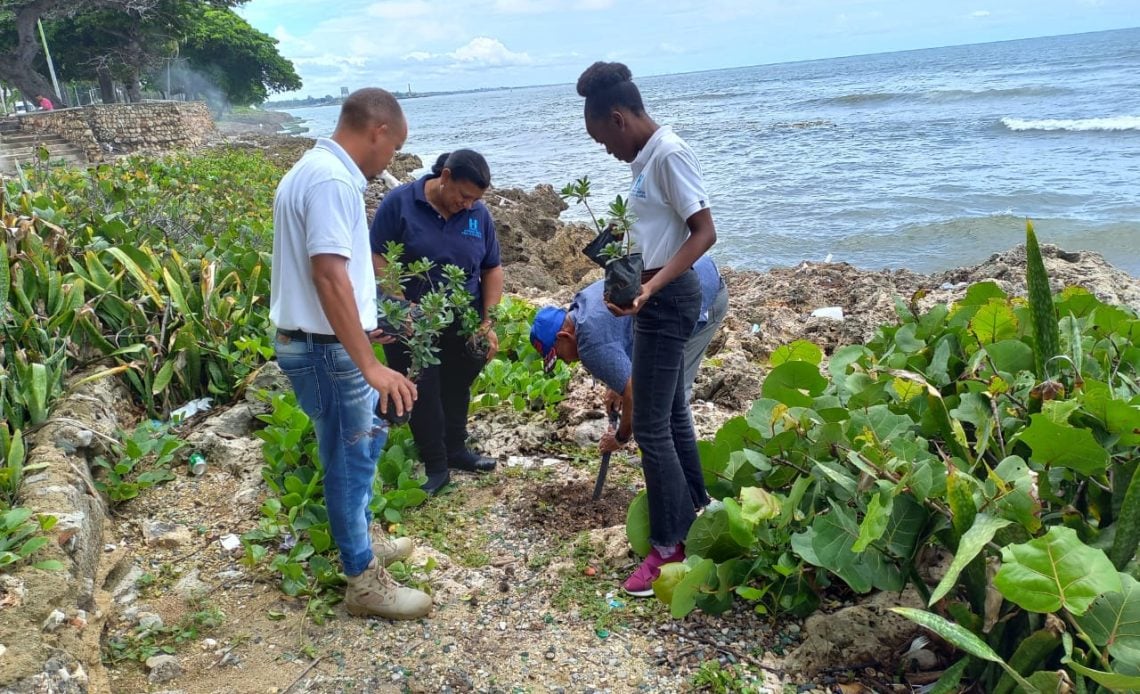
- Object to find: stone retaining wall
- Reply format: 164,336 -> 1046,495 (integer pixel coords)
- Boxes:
17,102 -> 216,162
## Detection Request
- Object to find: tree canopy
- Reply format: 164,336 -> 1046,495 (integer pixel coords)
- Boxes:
0,0 -> 300,107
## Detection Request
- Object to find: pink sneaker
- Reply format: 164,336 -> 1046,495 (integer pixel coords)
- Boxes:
622,545 -> 685,597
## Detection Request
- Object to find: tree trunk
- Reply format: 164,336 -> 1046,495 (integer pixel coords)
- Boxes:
125,74 -> 142,103
96,65 -> 116,103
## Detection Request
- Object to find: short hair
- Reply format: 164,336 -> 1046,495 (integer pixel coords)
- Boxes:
576,61 -> 646,121
337,88 -> 404,132
431,149 -> 491,189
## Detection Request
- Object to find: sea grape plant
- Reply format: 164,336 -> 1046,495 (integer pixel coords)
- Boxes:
632,221 -> 1140,691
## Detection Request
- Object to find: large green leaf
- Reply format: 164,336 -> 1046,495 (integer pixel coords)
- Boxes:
1062,633 -> 1140,691
761,361 -> 828,408
739,487 -> 780,525
970,298 -> 1018,345
995,526 -> 1122,615
930,514 -> 1011,605
853,492 -> 891,553
849,404 -> 914,443
892,608 -> 1043,693
1077,573 -> 1140,670
769,340 -> 823,367
625,491 -> 651,558
984,339 -> 1035,375
685,506 -> 752,562
667,557 -> 715,619
1016,413 -> 1110,475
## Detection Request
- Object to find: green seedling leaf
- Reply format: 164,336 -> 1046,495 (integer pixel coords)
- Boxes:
852,492 -> 891,553
985,339 -> 1035,375
995,526 -> 1121,615
1016,414 -> 1109,476
930,514 -> 1011,605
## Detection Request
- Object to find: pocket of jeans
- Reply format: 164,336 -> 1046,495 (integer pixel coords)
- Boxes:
326,344 -> 360,377
278,364 -> 324,420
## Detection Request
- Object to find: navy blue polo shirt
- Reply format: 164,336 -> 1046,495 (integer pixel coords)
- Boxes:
370,176 -> 501,311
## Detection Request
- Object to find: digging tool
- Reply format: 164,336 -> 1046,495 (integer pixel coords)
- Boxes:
592,408 -> 621,501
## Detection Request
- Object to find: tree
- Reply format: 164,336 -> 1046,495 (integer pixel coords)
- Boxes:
0,0 -> 157,105
178,6 -> 300,106
42,0 -> 299,107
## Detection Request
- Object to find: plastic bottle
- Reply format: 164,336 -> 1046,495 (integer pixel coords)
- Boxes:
188,452 -> 207,476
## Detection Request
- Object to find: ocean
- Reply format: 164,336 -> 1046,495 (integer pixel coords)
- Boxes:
283,28 -> 1140,275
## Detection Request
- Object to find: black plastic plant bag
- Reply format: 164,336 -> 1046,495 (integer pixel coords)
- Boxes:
604,253 -> 643,307
581,225 -> 618,268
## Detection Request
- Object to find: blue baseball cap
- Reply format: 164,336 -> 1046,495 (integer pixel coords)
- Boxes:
530,306 -> 567,372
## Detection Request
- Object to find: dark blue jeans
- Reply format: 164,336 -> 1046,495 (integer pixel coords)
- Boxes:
632,269 -> 708,546
274,333 -> 387,577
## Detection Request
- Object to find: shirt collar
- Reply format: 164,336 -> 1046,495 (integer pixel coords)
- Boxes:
631,125 -> 672,168
314,137 -> 367,193
412,175 -> 431,205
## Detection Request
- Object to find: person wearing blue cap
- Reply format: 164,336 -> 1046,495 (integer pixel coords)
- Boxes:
530,255 -> 727,454
571,61 -> 718,597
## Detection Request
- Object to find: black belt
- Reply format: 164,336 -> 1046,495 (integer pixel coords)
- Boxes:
277,328 -> 339,344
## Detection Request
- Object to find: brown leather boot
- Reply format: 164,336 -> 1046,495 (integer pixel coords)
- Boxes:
344,558 -> 432,620
371,526 -> 414,567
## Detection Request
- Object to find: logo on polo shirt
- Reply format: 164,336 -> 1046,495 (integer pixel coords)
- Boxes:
631,172 -> 647,199
462,217 -> 482,239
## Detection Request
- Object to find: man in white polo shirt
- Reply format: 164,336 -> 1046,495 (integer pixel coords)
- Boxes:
270,88 -> 430,620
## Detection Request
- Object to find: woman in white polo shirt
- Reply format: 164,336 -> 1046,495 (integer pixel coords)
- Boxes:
575,61 -> 717,597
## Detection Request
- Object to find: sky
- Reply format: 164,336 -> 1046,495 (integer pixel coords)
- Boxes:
236,0 -> 1138,99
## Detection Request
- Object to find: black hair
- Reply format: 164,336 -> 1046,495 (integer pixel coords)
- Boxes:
430,149 -> 491,189
338,87 -> 404,132
576,61 -> 646,121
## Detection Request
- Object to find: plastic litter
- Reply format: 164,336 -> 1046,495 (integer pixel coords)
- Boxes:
810,306 -> 845,321
171,397 -> 213,422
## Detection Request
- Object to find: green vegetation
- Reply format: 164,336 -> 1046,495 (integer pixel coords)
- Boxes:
634,221 -> 1140,691
92,422 -> 185,503
103,605 -> 225,664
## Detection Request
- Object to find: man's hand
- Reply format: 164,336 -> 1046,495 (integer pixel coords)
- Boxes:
599,428 -> 624,454
367,364 -> 417,416
603,388 -> 622,415
367,328 -> 397,345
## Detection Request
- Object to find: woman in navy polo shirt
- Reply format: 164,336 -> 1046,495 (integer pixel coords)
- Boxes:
370,150 -> 503,495
575,62 -> 717,597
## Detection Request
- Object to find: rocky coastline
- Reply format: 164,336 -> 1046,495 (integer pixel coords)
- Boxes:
5,130 -> 1139,693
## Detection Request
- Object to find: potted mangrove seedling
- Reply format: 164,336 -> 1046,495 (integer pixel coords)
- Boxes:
439,265 -> 496,362
374,243 -> 460,424
375,240 -> 433,337
560,176 -> 641,307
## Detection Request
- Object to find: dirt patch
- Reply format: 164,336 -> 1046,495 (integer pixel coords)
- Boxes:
512,481 -> 635,536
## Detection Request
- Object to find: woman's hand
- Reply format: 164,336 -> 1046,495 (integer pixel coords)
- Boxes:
599,428 -> 625,454
481,321 -> 499,362
605,283 -> 655,317
367,328 -> 397,345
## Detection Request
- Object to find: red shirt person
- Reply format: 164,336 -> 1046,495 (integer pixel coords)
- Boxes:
36,95 -> 53,111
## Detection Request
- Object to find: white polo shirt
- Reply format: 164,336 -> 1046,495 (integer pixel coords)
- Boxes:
627,125 -> 710,270
269,138 -> 378,334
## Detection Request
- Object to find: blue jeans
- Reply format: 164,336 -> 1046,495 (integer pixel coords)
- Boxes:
274,333 -> 388,577
632,269 -> 706,546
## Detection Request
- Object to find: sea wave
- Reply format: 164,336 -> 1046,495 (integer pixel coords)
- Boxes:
1001,116 -> 1140,132
820,86 -> 1068,107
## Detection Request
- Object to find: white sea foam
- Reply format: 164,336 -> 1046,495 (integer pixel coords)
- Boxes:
1001,116 -> 1140,132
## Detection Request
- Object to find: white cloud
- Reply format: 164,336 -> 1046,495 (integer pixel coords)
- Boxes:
294,54 -> 368,68
402,51 -> 434,62
449,37 -> 533,65
970,9 -> 991,17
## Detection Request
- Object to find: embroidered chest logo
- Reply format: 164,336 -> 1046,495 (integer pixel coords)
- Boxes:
630,172 -> 647,199
462,217 -> 482,239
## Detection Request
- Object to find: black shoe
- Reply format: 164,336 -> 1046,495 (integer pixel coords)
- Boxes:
421,470 -> 452,495
447,451 -> 497,473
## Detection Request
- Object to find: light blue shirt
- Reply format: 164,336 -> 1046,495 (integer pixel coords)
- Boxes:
573,256 -> 722,392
